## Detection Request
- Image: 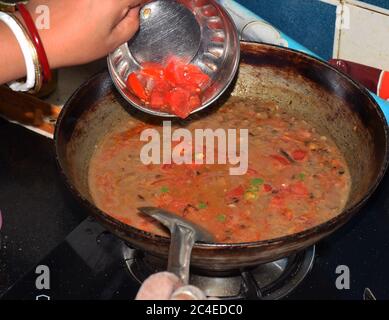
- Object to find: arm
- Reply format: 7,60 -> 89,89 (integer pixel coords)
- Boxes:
0,0 -> 144,86
0,15 -> 27,84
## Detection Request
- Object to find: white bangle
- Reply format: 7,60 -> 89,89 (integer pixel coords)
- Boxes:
0,11 -> 36,92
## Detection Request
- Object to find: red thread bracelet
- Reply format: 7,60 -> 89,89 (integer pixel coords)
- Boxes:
16,3 -> 52,82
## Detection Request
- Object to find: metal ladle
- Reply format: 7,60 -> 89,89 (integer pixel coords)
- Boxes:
108,0 -> 240,118
138,206 -> 215,285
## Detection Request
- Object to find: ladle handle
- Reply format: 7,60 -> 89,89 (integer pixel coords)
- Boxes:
167,224 -> 195,285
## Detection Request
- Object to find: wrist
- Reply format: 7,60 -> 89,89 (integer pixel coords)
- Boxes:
0,16 -> 26,83
13,9 -> 60,70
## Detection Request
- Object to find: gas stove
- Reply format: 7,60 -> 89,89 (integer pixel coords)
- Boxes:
1,106 -> 389,300
2,184 -> 389,300
1,202 -> 387,301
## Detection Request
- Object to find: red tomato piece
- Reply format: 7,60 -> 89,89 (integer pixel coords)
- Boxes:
270,155 -> 290,165
164,56 -> 186,85
174,63 -> 189,84
164,61 -> 178,85
165,88 -> 191,118
226,185 -> 245,199
186,72 -> 210,88
152,78 -> 171,92
182,84 -> 201,94
150,90 -> 166,108
269,195 -> 285,208
292,149 -> 307,161
127,73 -> 148,101
263,184 -> 272,192
139,56 -> 210,114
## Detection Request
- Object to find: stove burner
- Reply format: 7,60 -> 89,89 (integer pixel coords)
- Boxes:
123,246 -> 315,300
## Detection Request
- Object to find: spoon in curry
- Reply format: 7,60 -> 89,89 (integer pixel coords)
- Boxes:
138,206 -> 215,286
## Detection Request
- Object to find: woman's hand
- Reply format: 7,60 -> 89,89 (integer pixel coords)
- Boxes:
23,0 -> 145,69
136,272 -> 209,300
0,0 -> 144,85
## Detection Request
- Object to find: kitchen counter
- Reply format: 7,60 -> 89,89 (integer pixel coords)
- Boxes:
0,118 -> 86,295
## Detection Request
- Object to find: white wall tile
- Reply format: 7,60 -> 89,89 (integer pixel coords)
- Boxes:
334,1 -> 389,70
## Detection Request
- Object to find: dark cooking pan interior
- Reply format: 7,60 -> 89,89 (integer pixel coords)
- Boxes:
55,42 -> 388,272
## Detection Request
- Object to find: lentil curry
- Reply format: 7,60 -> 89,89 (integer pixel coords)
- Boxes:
88,97 -> 351,243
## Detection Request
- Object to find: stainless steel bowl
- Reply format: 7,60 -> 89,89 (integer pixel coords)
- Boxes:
108,0 -> 240,117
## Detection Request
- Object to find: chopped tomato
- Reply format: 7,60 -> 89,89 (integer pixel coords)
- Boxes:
270,155 -> 290,165
173,63 -> 189,84
187,72 -> 210,88
292,149 -> 307,161
183,84 -> 201,94
164,57 -> 182,85
226,185 -> 245,199
126,56 -> 210,118
152,78 -> 171,93
263,184 -> 272,192
164,63 -> 177,85
165,88 -> 191,118
127,73 -> 148,101
150,90 -> 166,108
269,195 -> 285,208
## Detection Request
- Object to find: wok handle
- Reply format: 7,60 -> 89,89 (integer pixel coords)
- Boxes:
0,85 -> 59,133
167,224 -> 195,285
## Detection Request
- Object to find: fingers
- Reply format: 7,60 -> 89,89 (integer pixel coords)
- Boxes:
120,0 -> 147,9
135,272 -> 182,300
135,272 -> 210,300
111,5 -> 141,47
171,285 -> 207,300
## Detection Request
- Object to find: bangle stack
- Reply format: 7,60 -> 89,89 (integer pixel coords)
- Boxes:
0,4 -> 51,94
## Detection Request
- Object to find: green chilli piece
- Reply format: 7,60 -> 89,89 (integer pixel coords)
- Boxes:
216,214 -> 226,222
251,178 -> 264,186
160,186 -> 169,193
198,202 -> 207,209
298,173 -> 306,181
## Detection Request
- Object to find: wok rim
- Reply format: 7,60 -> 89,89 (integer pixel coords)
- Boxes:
54,41 -> 389,251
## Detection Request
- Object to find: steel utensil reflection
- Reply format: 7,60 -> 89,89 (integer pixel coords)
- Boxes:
138,206 -> 215,284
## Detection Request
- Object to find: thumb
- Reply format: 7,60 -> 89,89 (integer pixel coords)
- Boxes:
135,272 -> 182,300
111,6 -> 141,47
